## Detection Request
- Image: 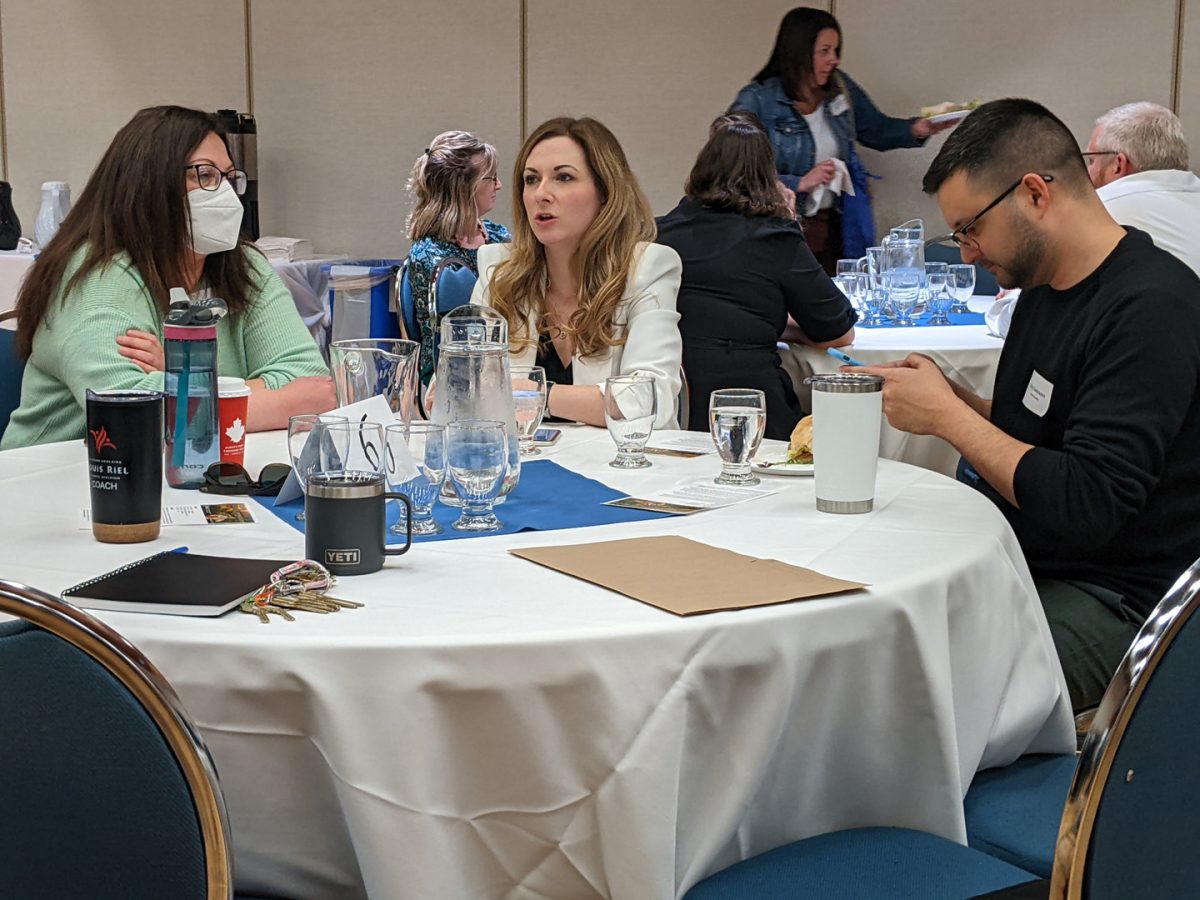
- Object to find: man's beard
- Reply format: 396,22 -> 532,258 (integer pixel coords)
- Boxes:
994,213 -> 1047,290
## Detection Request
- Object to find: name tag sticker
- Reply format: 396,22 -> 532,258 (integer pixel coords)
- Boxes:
1022,370 -> 1054,417
829,94 -> 849,116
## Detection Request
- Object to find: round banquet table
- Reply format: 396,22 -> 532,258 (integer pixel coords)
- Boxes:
0,426 -> 1073,900
779,297 -> 1003,477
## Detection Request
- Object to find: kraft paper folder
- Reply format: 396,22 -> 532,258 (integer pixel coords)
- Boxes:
510,535 -> 866,616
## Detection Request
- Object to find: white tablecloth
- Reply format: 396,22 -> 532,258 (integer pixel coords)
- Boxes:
779,298 -> 1003,476
0,252 -> 35,322
0,427 -> 1072,899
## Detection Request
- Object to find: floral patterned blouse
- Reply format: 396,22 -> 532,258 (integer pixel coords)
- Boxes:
406,219 -> 511,384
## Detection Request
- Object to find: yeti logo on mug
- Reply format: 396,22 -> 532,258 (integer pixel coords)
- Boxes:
325,549 -> 361,565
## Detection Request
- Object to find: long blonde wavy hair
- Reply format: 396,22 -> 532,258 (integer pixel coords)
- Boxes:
405,131 -> 497,242
487,117 -> 656,358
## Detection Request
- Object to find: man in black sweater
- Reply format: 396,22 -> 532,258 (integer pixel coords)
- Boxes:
861,99 -> 1200,712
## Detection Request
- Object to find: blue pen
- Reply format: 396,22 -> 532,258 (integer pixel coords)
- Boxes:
826,347 -> 866,367
168,546 -> 189,554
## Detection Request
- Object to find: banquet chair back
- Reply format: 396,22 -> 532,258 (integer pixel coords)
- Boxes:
1049,555 -> 1200,898
925,241 -> 999,296
0,579 -> 234,900
0,310 -> 22,440
429,255 -> 477,318
396,259 -> 420,345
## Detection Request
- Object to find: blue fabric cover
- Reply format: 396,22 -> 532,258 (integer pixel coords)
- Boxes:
965,753 -> 1077,878
0,327 -> 24,441
263,457 -> 672,543
856,310 -> 986,329
683,827 -> 1037,899
0,619 -> 208,899
1086,599 -> 1200,898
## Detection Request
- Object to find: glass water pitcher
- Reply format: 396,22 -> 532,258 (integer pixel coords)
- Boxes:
428,305 -> 521,503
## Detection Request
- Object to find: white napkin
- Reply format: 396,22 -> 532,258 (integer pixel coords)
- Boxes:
985,290 -> 1021,338
804,158 -> 856,216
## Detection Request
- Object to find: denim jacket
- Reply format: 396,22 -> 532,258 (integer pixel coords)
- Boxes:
729,72 -> 922,212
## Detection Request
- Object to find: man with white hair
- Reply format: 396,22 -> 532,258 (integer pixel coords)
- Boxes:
1085,101 -> 1200,274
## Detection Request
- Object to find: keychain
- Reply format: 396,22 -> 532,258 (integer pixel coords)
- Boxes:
240,559 -> 364,624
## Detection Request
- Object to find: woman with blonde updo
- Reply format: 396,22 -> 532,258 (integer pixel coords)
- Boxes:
473,117 -> 682,429
406,130 -> 510,384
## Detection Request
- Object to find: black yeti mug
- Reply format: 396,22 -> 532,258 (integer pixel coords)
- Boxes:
304,473 -> 412,575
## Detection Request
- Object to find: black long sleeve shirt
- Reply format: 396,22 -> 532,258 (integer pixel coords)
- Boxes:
976,229 -> 1200,617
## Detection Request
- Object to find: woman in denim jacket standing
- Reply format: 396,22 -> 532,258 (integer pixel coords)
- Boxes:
730,7 -> 953,272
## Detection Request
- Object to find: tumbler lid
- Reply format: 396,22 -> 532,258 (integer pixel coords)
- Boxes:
804,373 -> 884,393
306,472 -> 385,500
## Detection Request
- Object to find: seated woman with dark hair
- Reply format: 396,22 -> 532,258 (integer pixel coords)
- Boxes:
3,105 -> 332,449
656,112 -> 856,441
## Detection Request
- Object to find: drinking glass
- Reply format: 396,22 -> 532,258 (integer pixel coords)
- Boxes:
446,420 -> 507,532
861,286 -> 888,325
320,421 -> 386,478
949,264 -> 976,314
709,389 -> 767,486
884,270 -> 919,325
865,246 -> 885,289
385,422 -> 446,535
511,365 -> 549,457
836,258 -> 859,278
604,375 -> 657,469
924,261 -> 949,279
833,274 -> 859,311
926,272 -> 953,325
287,414 -> 349,521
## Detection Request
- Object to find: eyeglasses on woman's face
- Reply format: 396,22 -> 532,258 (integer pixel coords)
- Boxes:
184,163 -> 248,196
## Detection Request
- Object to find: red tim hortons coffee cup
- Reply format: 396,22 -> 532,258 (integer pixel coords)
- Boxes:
218,376 -> 251,464
86,389 -> 164,543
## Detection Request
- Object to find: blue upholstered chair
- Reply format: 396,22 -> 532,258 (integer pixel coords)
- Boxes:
396,259 -> 420,346
397,254 -> 476,371
0,311 -> 23,441
0,579 -> 236,899
964,554 -> 1200,892
925,241 -> 1000,296
684,555 -> 1200,899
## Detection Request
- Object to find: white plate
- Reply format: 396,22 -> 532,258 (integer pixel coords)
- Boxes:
751,455 -> 814,476
925,108 -> 972,125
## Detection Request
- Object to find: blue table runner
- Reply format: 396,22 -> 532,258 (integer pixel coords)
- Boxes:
261,459 -> 671,543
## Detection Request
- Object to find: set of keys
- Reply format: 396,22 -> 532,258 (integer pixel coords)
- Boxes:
240,559 -> 364,624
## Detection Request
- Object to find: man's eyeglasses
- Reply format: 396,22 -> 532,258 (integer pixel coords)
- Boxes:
185,163 -> 248,196
199,462 -> 291,496
928,174 -> 1055,249
1081,151 -> 1119,161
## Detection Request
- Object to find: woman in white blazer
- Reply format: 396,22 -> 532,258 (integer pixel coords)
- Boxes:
471,116 -> 683,429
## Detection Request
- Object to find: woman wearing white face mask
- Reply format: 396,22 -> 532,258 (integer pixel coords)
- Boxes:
3,105 -> 333,449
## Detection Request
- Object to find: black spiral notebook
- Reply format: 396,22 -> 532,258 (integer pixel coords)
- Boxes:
62,550 -> 290,616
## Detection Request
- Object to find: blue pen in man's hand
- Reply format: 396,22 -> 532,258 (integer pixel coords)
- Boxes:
826,347 -> 866,367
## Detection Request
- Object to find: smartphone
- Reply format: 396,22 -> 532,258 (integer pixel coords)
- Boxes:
533,427 -> 562,446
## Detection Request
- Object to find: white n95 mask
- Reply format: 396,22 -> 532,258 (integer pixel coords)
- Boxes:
187,178 -> 244,255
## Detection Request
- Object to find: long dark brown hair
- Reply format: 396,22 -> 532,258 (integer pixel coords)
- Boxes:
14,105 -> 257,359
686,113 -> 794,219
752,6 -> 842,103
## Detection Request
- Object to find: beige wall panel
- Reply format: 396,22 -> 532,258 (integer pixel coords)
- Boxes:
1177,0 -> 1200,153
1,0 -> 247,238
251,0 -> 521,258
526,1 -> 822,219
837,0 -> 1177,240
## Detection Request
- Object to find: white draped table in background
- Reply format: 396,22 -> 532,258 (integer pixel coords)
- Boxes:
779,297 -> 1003,477
0,426 -> 1072,900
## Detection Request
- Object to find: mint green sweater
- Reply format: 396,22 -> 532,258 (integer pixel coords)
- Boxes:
2,248 -> 329,449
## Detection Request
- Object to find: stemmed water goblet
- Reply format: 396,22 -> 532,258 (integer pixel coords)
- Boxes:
511,366 -> 550,457
709,389 -> 767,486
861,286 -> 888,325
948,264 -> 976,314
446,420 -> 507,532
604,375 -> 657,469
385,422 -> 446,535
287,414 -> 349,521
926,272 -> 954,326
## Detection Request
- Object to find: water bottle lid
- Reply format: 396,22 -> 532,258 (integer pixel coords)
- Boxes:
41,181 -> 69,191
164,324 -> 217,340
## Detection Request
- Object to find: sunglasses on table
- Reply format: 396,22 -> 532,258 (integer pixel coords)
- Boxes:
199,462 -> 292,497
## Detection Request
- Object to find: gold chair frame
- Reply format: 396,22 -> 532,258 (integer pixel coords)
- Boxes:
0,579 -> 234,900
